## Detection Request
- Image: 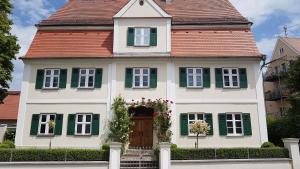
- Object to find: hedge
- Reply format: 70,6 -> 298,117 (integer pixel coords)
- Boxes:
171,148 -> 289,160
0,149 -> 109,162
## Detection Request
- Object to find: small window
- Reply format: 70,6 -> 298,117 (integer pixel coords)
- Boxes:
188,113 -> 205,136
282,63 -> 287,72
274,66 -> 279,74
75,114 -> 92,135
187,68 -> 203,88
79,69 -> 95,88
133,68 -> 150,88
223,68 -> 239,88
226,113 -> 243,136
280,48 -> 284,55
38,114 -> 56,135
134,28 -> 150,46
43,69 -> 60,89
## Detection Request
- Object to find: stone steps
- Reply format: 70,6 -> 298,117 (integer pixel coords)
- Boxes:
120,149 -> 158,169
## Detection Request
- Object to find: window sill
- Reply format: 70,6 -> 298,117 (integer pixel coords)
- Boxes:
132,87 -> 150,89
36,134 -> 55,137
222,87 -> 241,89
186,86 -> 204,89
77,87 -> 95,90
42,88 -> 59,90
226,134 -> 244,137
74,134 -> 92,137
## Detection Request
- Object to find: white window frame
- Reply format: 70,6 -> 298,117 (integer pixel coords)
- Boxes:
188,113 -> 206,136
75,114 -> 92,135
222,68 -> 240,88
78,68 -> 96,88
134,28 -> 150,46
43,69 -> 60,89
186,68 -> 203,88
226,113 -> 243,136
133,68 -> 150,88
38,114 -> 56,136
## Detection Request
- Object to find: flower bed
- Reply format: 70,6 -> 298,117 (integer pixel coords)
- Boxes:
171,148 -> 289,160
0,149 -> 109,162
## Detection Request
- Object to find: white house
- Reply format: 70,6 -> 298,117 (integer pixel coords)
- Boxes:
15,0 -> 268,149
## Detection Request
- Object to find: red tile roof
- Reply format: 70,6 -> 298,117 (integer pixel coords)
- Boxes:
0,91 -> 20,121
282,37 -> 300,55
171,29 -> 262,58
25,30 -> 113,58
24,29 -> 262,58
40,0 -> 249,26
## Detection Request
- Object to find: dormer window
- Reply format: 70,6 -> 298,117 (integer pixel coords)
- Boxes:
127,27 -> 157,47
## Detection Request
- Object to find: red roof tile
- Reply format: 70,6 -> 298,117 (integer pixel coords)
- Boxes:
0,91 -> 20,121
25,30 -> 113,58
40,0 -> 249,26
171,29 -> 262,58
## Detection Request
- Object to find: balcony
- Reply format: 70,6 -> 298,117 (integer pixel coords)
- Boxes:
265,90 -> 288,101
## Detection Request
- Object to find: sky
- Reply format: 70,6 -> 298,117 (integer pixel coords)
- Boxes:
8,0 -> 300,90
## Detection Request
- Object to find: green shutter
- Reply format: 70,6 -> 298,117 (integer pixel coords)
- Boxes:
215,68 -> 223,88
35,69 -> 44,89
150,28 -> 157,46
243,113 -> 252,136
203,68 -> 211,88
205,113 -> 213,135
218,113 -> 227,136
150,68 -> 157,88
30,114 -> 40,135
127,27 -> 134,46
59,69 -> 67,89
180,113 -> 188,136
67,114 -> 76,135
179,68 -> 187,87
54,114 -> 63,135
125,68 -> 133,88
95,68 -> 103,88
92,114 -> 100,135
71,68 -> 79,88
239,68 -> 248,88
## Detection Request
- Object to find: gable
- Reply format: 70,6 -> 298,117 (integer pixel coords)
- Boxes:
271,38 -> 299,61
114,0 -> 171,18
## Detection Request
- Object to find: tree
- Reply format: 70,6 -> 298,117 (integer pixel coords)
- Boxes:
190,120 -> 210,149
0,0 -> 20,102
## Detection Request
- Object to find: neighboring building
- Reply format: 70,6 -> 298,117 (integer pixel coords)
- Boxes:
0,91 -> 20,142
15,0 -> 267,149
264,37 -> 300,117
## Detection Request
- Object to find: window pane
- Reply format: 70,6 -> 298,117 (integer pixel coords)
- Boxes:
46,70 -> 51,75
236,121 -> 242,127
41,115 -> 47,122
49,127 -> 54,134
77,124 -> 82,134
227,122 -> 233,127
135,69 -> 140,74
144,35 -> 150,45
88,76 -> 94,87
223,69 -> 229,74
235,114 -> 241,120
196,69 -> 202,74
188,76 -> 193,86
188,69 -> 193,74
196,76 -> 202,86
80,76 -> 86,87
189,114 -> 195,120
86,115 -> 91,122
78,115 -> 83,122
53,77 -> 58,87
232,69 -> 237,74
81,69 -> 86,74
227,128 -> 234,134
89,69 -> 94,74
135,37 -> 141,45
135,76 -> 140,86
40,124 -> 46,133
143,69 -> 148,75
50,115 -> 55,121
236,128 -> 242,134
197,114 -> 204,120
54,70 -> 59,75
136,28 -> 142,35
226,114 -> 232,120
45,77 -> 51,83
85,124 -> 91,134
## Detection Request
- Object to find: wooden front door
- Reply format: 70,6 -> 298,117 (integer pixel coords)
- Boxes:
129,116 -> 153,148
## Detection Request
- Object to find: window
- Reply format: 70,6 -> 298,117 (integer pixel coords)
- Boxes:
187,68 -> 203,88
38,114 -> 56,135
133,68 -> 150,88
223,68 -> 239,88
188,113 -> 205,136
226,113 -> 243,136
280,48 -> 284,55
134,28 -> 150,46
44,69 -> 60,88
274,66 -> 279,74
79,69 -> 95,88
75,114 -> 92,135
282,63 -> 287,72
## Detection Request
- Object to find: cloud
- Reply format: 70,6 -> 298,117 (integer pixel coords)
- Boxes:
256,38 -> 277,62
229,0 -> 300,29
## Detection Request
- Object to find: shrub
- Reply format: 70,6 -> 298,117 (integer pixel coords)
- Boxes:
12,149 -> 65,161
4,129 -> 16,142
216,148 -> 248,159
171,148 -> 215,160
171,144 -> 177,150
0,149 -> 11,161
261,142 -> 276,148
66,149 -> 109,161
101,144 -> 110,151
2,140 -> 15,148
249,148 -> 289,158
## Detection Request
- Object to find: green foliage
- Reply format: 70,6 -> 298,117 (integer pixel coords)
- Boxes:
4,129 -> 15,141
0,149 -> 109,162
286,59 -> 300,93
108,95 -> 134,144
0,140 -> 15,148
261,142 -> 276,148
171,144 -> 177,150
101,144 -> 110,151
171,148 -> 289,160
267,116 -> 289,146
0,0 -> 20,102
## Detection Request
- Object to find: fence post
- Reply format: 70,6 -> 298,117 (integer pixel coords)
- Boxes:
282,138 -> 300,169
159,142 -> 171,169
109,142 -> 122,169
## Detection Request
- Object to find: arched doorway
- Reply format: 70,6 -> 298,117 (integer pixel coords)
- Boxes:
128,106 -> 154,148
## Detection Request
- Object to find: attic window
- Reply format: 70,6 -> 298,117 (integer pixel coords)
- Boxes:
139,0 -> 144,6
